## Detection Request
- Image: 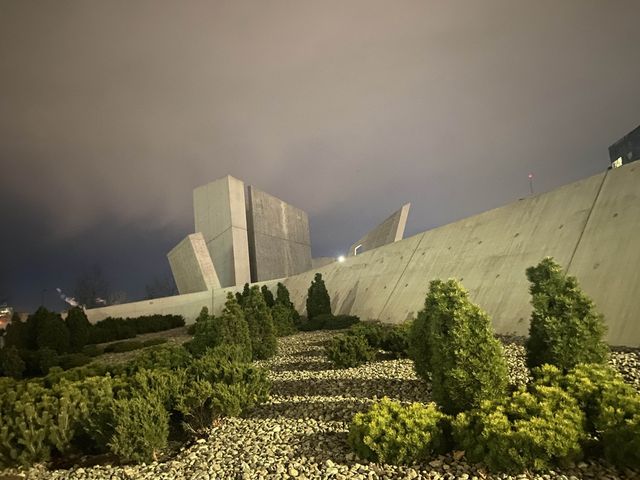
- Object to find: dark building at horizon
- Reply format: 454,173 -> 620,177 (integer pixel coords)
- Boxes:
609,124 -> 640,167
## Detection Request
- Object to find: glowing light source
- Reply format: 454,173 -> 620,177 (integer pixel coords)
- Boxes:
337,255 -> 346,262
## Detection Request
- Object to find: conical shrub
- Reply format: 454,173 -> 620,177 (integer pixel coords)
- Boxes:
525,257 -> 608,371
425,279 -> 508,414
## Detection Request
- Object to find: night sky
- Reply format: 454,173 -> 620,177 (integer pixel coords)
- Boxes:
1,1 -> 639,312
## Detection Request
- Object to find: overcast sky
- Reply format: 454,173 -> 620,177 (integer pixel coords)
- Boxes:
1,0 -> 639,311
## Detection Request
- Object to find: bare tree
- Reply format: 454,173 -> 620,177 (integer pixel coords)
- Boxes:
74,264 -> 111,308
145,274 -> 178,299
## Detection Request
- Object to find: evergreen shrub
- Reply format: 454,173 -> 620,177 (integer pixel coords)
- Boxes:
271,303 -> 297,336
453,383 -> 586,473
408,308 -> 433,379
65,307 -> 91,352
525,257 -> 608,372
423,279 -> 508,414
306,273 -> 331,320
349,398 -> 450,464
325,334 -> 374,368
276,282 -> 300,325
243,286 -> 277,360
103,340 -> 143,353
187,294 -> 251,359
142,337 -> 168,348
261,285 -> 275,308
533,363 -> 640,469
0,346 -> 25,379
177,349 -> 270,432
108,395 -> 169,463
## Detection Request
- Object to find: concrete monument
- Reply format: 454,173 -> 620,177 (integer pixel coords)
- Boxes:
348,203 -> 410,256
167,233 -> 221,294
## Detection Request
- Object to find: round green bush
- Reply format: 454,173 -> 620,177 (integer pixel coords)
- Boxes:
452,383 -> 586,473
533,363 -> 640,469
349,397 -> 450,464
325,334 -> 375,368
108,395 -> 169,463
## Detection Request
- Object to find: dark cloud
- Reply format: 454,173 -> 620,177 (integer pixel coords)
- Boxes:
1,0 -> 639,310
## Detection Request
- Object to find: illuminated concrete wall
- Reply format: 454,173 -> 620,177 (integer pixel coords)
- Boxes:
167,233 -> 220,294
246,185 -> 312,282
348,203 -> 410,256
193,175 -> 251,288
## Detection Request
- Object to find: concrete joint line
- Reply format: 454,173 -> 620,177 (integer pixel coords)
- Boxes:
566,171 -> 608,273
251,230 -> 311,247
376,234 -> 426,320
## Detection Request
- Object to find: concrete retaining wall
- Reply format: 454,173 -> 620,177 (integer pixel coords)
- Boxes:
87,164 -> 640,346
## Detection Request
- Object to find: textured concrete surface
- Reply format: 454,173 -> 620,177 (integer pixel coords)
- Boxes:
246,185 -> 312,282
568,164 -> 640,344
312,257 -> 336,269
167,233 -> 221,294
193,175 -> 251,288
348,203 -> 410,256
88,165 -> 640,346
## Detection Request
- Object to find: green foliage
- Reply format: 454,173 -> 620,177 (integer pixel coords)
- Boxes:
276,282 -> 300,325
56,353 -> 92,370
533,363 -> 640,469
271,303 -> 297,336
349,398 -> 450,464
299,313 -> 360,331
525,257 -> 608,372
187,293 -> 251,359
3,314 -> 29,350
103,339 -> 143,353
142,337 -> 168,348
0,346 -> 26,379
261,285 -> 275,308
108,395 -> 169,463
453,383 -> 586,473
37,348 -> 59,375
176,349 -> 270,433
65,307 -> 91,352
409,307 -> 433,381
126,344 -> 191,373
35,311 -> 71,354
88,314 -> 184,345
349,321 -> 411,358
243,286 -> 277,360
425,279 -> 508,414
325,334 -> 375,368
81,344 -> 104,357
306,273 -> 331,320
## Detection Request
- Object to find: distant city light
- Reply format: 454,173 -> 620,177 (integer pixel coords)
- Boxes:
337,255 -> 346,262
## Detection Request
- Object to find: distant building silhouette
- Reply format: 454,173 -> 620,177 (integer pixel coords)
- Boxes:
609,124 -> 640,168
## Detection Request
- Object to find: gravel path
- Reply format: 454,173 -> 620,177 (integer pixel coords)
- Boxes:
5,331 -> 639,480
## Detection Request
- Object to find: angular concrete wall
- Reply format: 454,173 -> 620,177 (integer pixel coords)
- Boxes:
167,233 -> 221,294
246,185 -> 312,282
193,175 -> 251,288
87,164 -> 640,346
567,163 -> 640,343
348,203 -> 410,256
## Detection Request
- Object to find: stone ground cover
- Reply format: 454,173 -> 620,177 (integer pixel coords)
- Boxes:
4,330 -> 639,480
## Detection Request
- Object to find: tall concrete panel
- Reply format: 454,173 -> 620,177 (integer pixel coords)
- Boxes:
568,163 -> 640,343
348,203 -> 410,256
246,186 -> 312,282
167,233 -> 221,294
194,175 -> 251,288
